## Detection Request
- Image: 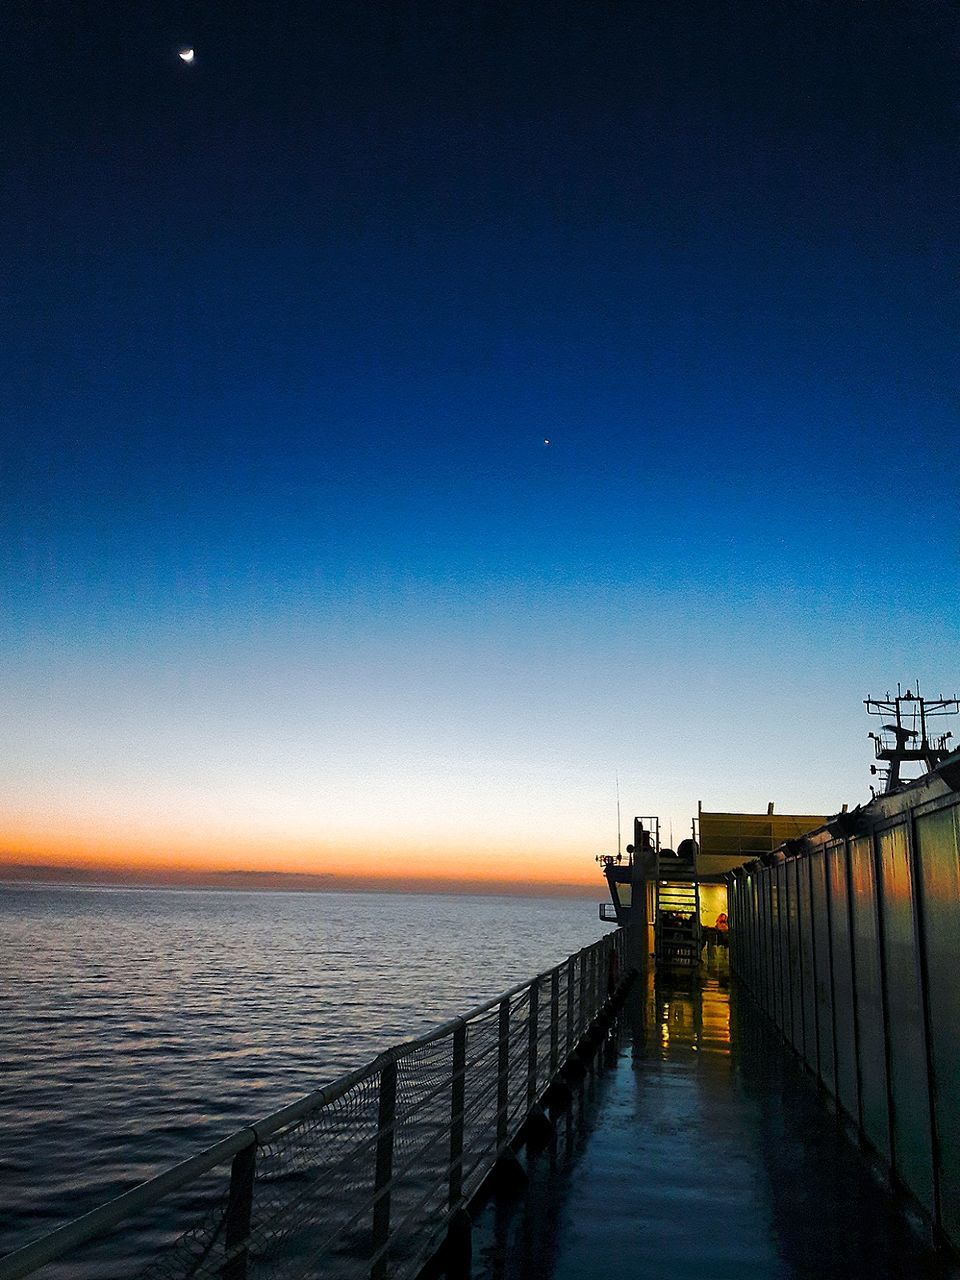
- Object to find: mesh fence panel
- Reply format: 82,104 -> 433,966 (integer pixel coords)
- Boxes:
136,1182 -> 233,1280
254,1072 -> 383,1280
505,987 -> 532,1129
459,1003 -> 502,1201
536,980 -> 553,1097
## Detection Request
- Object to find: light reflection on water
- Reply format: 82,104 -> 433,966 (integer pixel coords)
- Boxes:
1,884 -> 607,1258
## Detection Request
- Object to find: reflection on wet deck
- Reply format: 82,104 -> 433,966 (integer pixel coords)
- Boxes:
473,962 -> 954,1280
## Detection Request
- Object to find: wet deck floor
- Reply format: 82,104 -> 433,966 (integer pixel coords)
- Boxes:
473,963 -> 956,1280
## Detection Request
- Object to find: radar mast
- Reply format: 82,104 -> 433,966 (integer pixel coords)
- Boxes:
865,684 -> 959,794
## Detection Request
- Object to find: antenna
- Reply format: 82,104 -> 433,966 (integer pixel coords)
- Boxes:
865,686 -> 959,792
616,772 -> 622,858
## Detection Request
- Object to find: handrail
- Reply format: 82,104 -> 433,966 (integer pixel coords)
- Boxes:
0,930 -> 627,1280
0,1129 -> 256,1280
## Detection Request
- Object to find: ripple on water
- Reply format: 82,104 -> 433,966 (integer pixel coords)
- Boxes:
1,884 -> 606,1261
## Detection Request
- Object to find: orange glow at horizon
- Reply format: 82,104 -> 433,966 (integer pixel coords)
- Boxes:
0,814 -> 600,889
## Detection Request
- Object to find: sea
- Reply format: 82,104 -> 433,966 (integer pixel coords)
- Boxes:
1,883 -> 608,1263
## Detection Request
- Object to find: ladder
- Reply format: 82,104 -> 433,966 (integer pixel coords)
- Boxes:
655,845 -> 701,969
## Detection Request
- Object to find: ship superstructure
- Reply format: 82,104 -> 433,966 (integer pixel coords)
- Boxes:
598,688 -> 960,972
598,807 -> 825,970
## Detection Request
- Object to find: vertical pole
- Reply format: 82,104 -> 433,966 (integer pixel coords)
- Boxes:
527,976 -> 540,1109
774,864 -> 786,1031
578,950 -> 587,1038
742,876 -> 750,985
844,837 -> 865,1134
627,832 -> 650,974
871,825 -> 898,1175
823,846 -> 840,1105
778,865 -> 783,1024
565,956 -> 575,1056
909,813 -> 943,1231
496,998 -> 510,1149
449,1023 -> 467,1209
794,860 -> 807,1063
757,871 -> 766,1008
782,862 -> 794,1048
550,967 -> 560,1077
223,1138 -> 256,1280
807,853 -> 821,1079
773,870 -> 778,1018
371,1059 -> 398,1280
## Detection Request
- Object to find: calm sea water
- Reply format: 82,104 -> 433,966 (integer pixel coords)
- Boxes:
1,883 -> 607,1260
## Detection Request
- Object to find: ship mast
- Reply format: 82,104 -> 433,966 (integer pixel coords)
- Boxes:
865,684 -> 959,794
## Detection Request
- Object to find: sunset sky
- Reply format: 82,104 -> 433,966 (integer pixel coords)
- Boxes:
2,1 -> 957,892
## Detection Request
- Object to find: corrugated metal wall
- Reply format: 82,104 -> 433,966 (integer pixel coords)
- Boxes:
727,786 -> 960,1255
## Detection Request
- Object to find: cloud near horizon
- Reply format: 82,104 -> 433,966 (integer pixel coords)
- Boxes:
0,859 -> 598,898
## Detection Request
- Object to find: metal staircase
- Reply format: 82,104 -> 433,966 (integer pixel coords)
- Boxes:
655,840 -> 701,969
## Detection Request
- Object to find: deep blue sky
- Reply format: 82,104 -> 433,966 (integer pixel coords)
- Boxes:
2,1 -> 958,879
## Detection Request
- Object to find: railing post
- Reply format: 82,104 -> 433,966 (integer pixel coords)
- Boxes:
549,967 -> 560,1077
578,950 -> 587,1036
496,997 -> 510,1149
527,977 -> 540,1108
223,1138 -> 256,1280
449,1023 -> 466,1209
371,1058 -> 398,1280
565,956 -> 575,1056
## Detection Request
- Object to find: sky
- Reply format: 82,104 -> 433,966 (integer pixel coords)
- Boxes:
2,0 -> 958,892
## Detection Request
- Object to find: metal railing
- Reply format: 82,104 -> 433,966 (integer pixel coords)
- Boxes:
1,929 -> 626,1280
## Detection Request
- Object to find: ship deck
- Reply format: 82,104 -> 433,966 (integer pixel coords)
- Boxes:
472,955 -> 956,1280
